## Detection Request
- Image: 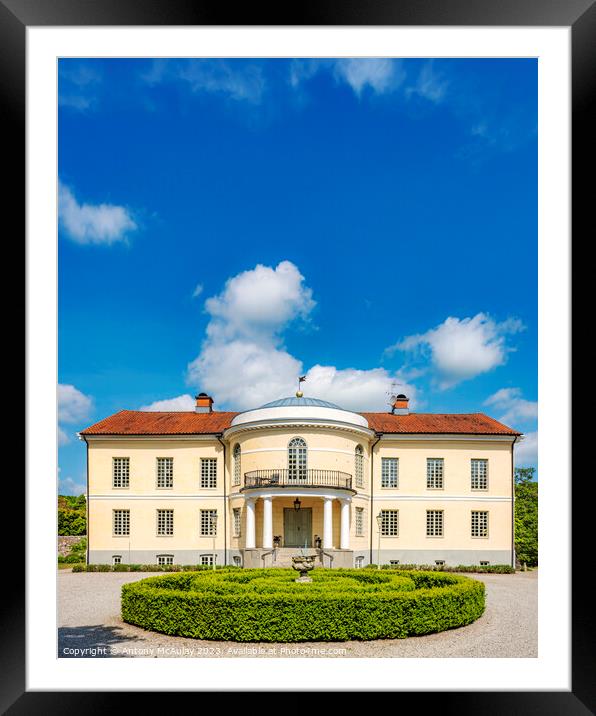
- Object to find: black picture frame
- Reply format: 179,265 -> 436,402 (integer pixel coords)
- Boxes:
10,0 -> 589,708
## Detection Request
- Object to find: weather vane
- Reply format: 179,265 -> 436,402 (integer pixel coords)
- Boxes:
296,375 -> 306,398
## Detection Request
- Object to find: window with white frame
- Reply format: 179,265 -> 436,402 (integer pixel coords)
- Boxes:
355,445 -> 364,488
201,509 -> 217,536
200,458 -> 217,488
471,510 -> 489,537
380,509 -> 399,537
233,444 -> 241,486
232,555 -> 242,566
355,556 -> 365,569
157,509 -> 174,536
426,510 -> 444,537
157,554 -> 174,565
355,507 -> 364,536
381,457 -> 399,488
112,555 -> 122,565
389,560 -> 400,566
288,437 -> 307,480
471,459 -> 488,490
113,509 -> 130,536
426,458 -> 444,489
480,560 -> 490,566
201,554 -> 215,566
233,508 -> 241,537
157,457 -> 173,488
112,457 -> 130,488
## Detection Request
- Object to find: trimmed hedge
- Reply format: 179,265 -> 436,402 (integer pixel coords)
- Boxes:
73,562 -> 513,574
379,564 -> 515,574
121,568 -> 485,642
72,563 -> 241,573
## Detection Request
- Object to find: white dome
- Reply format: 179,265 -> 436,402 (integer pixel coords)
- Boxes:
229,395 -> 370,431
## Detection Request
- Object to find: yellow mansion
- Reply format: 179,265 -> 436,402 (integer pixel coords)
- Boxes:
80,392 -> 521,568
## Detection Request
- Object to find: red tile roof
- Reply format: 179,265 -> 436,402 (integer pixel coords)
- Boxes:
362,412 -> 520,435
80,410 -> 239,435
80,410 -> 519,436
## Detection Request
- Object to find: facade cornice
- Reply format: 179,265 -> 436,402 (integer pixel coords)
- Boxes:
377,433 -> 518,442
79,434 -> 220,442
223,419 -> 375,440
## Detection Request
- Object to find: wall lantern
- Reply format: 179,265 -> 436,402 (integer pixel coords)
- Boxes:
293,498 -> 302,512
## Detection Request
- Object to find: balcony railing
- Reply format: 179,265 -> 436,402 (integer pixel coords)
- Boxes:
243,469 -> 353,490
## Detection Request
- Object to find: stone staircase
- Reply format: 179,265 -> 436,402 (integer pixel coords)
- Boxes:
241,547 -> 354,569
262,547 -> 315,568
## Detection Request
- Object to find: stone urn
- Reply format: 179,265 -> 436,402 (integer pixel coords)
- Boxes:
291,555 -> 316,582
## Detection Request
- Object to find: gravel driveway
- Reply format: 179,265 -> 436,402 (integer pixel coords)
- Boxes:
58,569 -> 537,658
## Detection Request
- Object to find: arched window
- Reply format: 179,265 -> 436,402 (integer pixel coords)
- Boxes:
288,437 -> 307,481
355,445 -> 364,488
233,444 -> 241,486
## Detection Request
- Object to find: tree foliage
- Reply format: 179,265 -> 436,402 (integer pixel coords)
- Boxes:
514,467 -> 538,566
58,494 -> 86,536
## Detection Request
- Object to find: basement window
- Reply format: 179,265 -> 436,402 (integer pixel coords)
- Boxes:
480,561 -> 490,566
355,556 -> 365,569
435,560 -> 445,566
157,555 -> 174,566
201,554 -> 215,566
112,555 -> 122,565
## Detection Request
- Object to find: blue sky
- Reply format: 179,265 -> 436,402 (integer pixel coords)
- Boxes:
58,58 -> 537,495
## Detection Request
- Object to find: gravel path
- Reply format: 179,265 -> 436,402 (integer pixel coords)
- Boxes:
58,569 -> 537,658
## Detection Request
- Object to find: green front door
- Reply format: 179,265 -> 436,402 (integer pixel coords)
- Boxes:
283,508 -> 312,547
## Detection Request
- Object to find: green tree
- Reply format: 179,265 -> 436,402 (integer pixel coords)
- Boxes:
514,467 -> 538,566
58,494 -> 87,536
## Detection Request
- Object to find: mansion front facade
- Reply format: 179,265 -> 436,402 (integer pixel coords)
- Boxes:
80,393 -> 521,568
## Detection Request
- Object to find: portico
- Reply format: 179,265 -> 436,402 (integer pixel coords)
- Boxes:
241,490 -> 353,551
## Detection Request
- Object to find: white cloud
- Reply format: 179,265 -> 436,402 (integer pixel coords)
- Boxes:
514,431 -> 538,466
59,63 -> 102,112
290,59 -> 405,97
333,59 -> 404,96
192,283 -> 204,298
140,394 -> 196,412
144,59 -> 266,104
58,384 -> 93,424
59,181 -> 137,245
204,260 -> 315,341
406,61 -> 448,103
58,384 -> 93,445
484,387 -> 538,427
188,338 -> 302,410
392,313 -> 525,388
59,474 -> 86,496
187,261 -> 418,411
301,365 -> 418,412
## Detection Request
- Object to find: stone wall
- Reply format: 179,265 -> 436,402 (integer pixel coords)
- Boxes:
58,535 -> 85,557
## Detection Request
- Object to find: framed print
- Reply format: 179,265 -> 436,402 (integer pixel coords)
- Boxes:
10,0 -> 590,709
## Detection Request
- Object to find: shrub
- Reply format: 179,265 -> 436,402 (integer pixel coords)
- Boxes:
379,564 -> 514,574
121,568 -> 485,642
71,563 -> 243,573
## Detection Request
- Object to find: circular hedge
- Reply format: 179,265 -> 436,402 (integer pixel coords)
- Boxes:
121,568 -> 485,642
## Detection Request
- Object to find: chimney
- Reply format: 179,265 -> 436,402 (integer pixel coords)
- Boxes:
195,393 -> 214,413
391,394 -> 410,415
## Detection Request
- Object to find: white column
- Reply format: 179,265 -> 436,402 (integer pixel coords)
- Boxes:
262,496 -> 273,549
245,498 -> 256,549
340,499 -> 350,550
323,497 -> 334,549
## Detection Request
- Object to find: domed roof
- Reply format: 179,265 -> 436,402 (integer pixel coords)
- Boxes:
259,396 -> 343,410
229,394 -> 370,431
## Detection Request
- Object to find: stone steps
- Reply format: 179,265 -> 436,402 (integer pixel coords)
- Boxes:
265,548 -> 319,568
